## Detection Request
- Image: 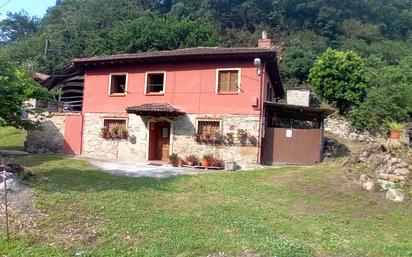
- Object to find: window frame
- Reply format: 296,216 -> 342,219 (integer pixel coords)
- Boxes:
195,118 -> 223,136
108,73 -> 128,96
215,68 -> 241,94
103,117 -> 128,129
145,71 -> 167,95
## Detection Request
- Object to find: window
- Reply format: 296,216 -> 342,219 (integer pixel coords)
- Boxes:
102,118 -> 128,139
109,74 -> 127,95
217,69 -> 240,93
146,72 -> 165,94
197,119 -> 221,136
103,118 -> 127,130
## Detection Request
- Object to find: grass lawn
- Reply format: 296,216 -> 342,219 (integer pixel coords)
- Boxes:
0,127 -> 26,150
1,156 -> 411,257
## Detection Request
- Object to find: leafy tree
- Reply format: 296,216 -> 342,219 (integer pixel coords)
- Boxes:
281,39 -> 318,87
0,11 -> 39,44
89,16 -> 220,55
0,54 -> 50,130
309,49 -> 368,114
348,56 -> 412,131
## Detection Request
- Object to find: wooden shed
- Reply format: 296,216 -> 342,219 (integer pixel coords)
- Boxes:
262,102 -> 334,165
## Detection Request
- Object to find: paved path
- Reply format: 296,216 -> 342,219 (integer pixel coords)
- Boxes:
85,159 -> 207,178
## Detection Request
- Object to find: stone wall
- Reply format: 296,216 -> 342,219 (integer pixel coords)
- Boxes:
173,114 -> 260,166
26,114 -> 66,153
82,113 -> 147,161
82,112 -> 260,166
324,114 -> 382,142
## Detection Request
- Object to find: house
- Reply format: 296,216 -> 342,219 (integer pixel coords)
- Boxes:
27,33 -> 332,167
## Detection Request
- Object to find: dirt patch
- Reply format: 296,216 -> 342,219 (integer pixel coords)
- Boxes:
0,176 -> 100,248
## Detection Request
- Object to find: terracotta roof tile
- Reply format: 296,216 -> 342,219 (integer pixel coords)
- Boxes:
126,103 -> 185,116
73,47 -> 277,64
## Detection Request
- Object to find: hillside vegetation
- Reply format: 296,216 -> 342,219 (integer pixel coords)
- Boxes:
0,0 -> 411,130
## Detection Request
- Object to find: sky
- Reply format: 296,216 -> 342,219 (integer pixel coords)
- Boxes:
0,0 -> 56,19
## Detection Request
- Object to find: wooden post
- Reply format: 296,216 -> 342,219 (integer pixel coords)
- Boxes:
2,170 -> 9,242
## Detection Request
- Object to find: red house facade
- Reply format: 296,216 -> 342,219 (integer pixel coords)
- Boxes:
28,36 -> 307,167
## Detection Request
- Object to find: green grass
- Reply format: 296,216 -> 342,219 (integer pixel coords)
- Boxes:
0,127 -> 26,150
1,156 -> 412,257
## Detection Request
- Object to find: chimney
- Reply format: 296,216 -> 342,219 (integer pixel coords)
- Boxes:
258,31 -> 272,48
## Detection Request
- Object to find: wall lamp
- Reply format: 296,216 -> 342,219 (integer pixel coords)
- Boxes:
254,58 -> 262,76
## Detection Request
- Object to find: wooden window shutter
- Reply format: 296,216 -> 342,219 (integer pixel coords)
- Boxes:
229,70 -> 239,92
218,70 -> 239,93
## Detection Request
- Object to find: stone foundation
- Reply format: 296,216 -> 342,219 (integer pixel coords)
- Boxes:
26,114 -> 66,153
82,112 -> 260,166
173,114 -> 260,166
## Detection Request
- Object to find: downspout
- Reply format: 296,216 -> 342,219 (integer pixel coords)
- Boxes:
257,64 -> 265,165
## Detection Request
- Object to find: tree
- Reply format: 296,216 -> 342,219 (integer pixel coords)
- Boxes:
88,16 -> 220,55
309,49 -> 368,114
0,54 -> 50,130
348,56 -> 412,131
0,11 -> 39,44
281,39 -> 318,87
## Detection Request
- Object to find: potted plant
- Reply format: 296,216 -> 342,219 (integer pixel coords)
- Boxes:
225,132 -> 234,145
204,134 -> 212,144
116,126 -> 127,139
201,154 -> 213,167
100,127 -> 109,138
168,153 -> 179,166
237,129 -> 248,146
248,135 -> 257,146
384,119 -> 405,140
178,158 -> 185,167
213,132 -> 224,145
194,134 -> 202,143
185,155 -> 198,166
209,157 -> 225,169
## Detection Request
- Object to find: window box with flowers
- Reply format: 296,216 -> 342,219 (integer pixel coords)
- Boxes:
100,119 -> 128,140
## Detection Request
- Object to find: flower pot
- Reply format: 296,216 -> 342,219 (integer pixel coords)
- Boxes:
201,159 -> 210,167
390,130 -> 400,139
188,161 -> 194,166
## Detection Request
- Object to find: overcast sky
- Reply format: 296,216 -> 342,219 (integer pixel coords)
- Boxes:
0,0 -> 56,19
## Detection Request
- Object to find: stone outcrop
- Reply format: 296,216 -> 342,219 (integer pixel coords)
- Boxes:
324,114 -> 382,142
386,189 -> 405,202
356,145 -> 411,202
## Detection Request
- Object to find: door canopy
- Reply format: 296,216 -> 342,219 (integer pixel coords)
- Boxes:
126,103 -> 185,117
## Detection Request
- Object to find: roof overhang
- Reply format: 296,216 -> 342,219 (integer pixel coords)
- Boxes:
73,47 -> 278,66
126,103 -> 185,117
264,101 -> 334,121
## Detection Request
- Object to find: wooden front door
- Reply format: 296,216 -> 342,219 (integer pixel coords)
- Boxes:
148,121 -> 170,161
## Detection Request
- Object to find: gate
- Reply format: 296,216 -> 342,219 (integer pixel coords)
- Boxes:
263,128 -> 322,165
63,114 -> 83,155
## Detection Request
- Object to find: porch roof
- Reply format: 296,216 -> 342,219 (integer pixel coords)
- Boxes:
126,103 -> 185,117
264,101 -> 335,121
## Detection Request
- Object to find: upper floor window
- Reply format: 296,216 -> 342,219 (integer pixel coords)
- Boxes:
109,74 -> 127,95
217,69 -> 240,93
146,72 -> 165,94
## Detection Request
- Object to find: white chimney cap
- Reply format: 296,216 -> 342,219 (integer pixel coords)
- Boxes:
262,31 -> 268,39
